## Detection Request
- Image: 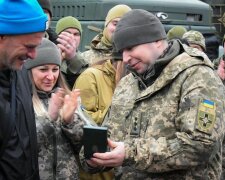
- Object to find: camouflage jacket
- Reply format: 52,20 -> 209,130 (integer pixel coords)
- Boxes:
103,41 -> 225,179
212,54 -> 224,70
81,33 -> 113,65
212,54 -> 225,85
36,91 -> 84,180
61,51 -> 89,89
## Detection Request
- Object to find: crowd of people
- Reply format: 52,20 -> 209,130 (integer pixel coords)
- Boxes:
0,0 -> 225,180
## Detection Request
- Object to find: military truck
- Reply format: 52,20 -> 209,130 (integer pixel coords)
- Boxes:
200,0 -> 225,57
201,0 -> 225,39
51,0 -> 218,58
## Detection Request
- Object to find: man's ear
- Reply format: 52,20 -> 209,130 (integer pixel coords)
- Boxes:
155,40 -> 163,48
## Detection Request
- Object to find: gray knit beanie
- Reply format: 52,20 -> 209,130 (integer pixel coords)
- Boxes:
113,9 -> 167,52
25,38 -> 61,69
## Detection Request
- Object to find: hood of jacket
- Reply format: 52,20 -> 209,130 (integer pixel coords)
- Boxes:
90,33 -> 113,53
94,60 -> 116,78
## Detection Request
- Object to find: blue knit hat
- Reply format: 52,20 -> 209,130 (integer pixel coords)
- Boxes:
0,0 -> 48,35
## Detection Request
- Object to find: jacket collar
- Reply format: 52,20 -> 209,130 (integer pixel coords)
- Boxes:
37,87 -> 58,99
131,40 -> 180,90
90,33 -> 113,52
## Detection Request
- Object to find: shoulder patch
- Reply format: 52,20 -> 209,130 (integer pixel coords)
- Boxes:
196,99 -> 216,135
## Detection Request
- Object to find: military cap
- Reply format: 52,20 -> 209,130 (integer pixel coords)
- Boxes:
105,4 -> 131,27
182,30 -> 206,51
167,26 -> 187,40
56,16 -> 82,36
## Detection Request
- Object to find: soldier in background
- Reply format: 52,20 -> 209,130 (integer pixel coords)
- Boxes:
81,4 -> 131,65
56,16 -> 88,89
84,9 -> 225,179
182,30 -> 206,52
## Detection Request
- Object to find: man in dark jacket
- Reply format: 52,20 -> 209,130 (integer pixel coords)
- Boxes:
0,0 -> 47,179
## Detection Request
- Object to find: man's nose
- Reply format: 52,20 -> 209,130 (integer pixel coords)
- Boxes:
27,48 -> 37,59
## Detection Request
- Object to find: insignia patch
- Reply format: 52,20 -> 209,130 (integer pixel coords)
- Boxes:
196,99 -> 216,135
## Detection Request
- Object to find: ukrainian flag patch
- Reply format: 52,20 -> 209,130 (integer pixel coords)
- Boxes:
196,99 -> 216,135
202,99 -> 214,109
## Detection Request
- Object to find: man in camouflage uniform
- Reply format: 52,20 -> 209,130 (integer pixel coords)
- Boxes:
182,30 -> 206,52
81,4 -> 131,65
85,9 -> 225,179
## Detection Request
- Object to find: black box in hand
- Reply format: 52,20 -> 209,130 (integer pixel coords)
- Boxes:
83,125 -> 108,159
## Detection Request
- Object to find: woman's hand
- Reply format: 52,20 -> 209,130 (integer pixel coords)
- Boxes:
48,88 -> 65,121
62,89 -> 80,123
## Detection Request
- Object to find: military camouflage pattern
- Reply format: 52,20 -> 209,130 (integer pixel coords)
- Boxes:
222,133 -> 225,180
61,51 -> 87,75
103,40 -> 225,179
213,53 -> 225,86
61,51 -> 89,89
81,33 -> 113,65
36,98 -> 84,180
213,54 -> 224,69
182,30 -> 206,51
